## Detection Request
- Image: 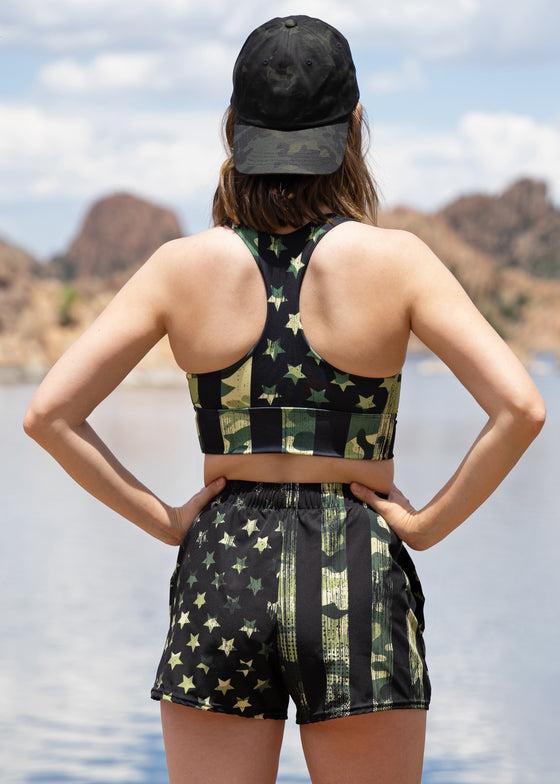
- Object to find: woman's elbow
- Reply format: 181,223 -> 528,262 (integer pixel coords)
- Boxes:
513,392 -> 546,441
23,401 -> 59,445
23,404 -> 44,442
527,396 -> 546,434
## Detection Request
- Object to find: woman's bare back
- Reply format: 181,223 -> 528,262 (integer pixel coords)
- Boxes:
160,221 -> 413,488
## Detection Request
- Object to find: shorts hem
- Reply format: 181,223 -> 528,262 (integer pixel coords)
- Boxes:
150,689 -> 288,721
296,701 -> 430,725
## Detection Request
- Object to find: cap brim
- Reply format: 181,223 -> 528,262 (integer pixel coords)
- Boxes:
233,119 -> 349,175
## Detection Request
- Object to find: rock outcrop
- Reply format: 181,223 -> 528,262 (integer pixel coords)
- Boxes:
379,201 -> 560,360
1,180 -> 559,377
49,192 -> 184,279
0,238 -> 41,331
379,207 -> 497,302
0,193 -> 184,374
441,178 -> 560,278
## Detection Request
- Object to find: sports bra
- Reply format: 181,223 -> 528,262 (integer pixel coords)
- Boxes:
187,217 -> 401,459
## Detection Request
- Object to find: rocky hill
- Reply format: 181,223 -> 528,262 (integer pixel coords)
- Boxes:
45,192 -> 183,279
0,193 -> 184,377
0,239 -> 41,330
1,180 -> 559,379
379,198 -> 560,359
442,178 -> 560,278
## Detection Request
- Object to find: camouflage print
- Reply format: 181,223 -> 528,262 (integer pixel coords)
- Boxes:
369,508 -> 396,706
187,218 -> 401,461
231,16 -> 359,175
151,481 -> 430,723
276,485 -> 310,717
320,489 -> 351,718
218,410 -> 252,454
233,120 -> 349,176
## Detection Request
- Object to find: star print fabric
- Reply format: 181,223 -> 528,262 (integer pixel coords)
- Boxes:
187,218 -> 401,460
151,481 -> 430,723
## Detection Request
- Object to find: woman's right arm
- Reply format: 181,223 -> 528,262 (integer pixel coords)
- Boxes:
352,231 -> 545,549
23,239 -> 225,545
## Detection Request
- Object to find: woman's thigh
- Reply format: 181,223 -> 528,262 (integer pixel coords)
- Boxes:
161,701 -> 285,784
300,709 -> 427,784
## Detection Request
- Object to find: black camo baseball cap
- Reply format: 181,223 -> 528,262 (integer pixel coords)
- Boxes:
231,15 -> 359,175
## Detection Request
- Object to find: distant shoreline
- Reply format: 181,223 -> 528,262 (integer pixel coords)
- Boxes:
0,365 -> 186,387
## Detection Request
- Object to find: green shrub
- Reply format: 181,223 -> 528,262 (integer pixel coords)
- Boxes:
57,285 -> 79,327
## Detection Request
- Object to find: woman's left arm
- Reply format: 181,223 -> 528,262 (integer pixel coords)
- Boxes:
352,232 -> 546,549
23,241 -> 224,545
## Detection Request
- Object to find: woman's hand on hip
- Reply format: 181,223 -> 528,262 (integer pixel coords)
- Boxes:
350,481 -> 432,551
168,477 -> 226,546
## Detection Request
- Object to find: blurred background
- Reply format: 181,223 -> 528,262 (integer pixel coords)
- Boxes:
0,0 -> 559,256
1,1 -> 559,781
1,0 -> 559,375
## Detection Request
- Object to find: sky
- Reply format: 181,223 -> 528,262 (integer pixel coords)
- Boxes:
1,0 -> 559,260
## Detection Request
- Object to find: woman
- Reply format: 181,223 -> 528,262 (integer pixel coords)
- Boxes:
24,15 -> 545,784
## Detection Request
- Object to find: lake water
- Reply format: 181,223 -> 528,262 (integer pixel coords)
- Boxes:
1,358 -> 558,783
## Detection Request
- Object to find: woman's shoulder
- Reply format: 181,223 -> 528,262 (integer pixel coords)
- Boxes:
321,219 -> 434,278
140,226 -> 242,276
154,225 -> 236,257
335,219 -> 427,252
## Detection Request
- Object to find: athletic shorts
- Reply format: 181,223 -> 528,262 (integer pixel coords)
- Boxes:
151,481 -> 430,724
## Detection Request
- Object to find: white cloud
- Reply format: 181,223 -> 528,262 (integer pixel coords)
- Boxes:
39,54 -> 164,94
2,99 -> 559,215
38,42 -> 235,97
1,101 -> 559,257
460,0 -> 559,62
2,0 -> 560,256
373,111 -> 560,209
459,112 -> 560,182
0,105 -> 92,198
1,0 -> 246,51
367,59 -> 426,94
3,0 -> 559,63
0,102 -> 223,204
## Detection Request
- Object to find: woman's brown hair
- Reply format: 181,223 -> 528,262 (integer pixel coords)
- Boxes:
212,106 -> 379,232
